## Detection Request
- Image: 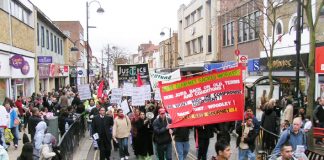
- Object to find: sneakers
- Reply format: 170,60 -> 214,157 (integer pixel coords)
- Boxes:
14,144 -> 18,149
125,156 -> 129,159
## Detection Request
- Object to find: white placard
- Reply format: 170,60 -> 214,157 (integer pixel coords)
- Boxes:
110,88 -> 123,104
123,83 -> 133,96
78,84 -> 91,100
154,90 -> 161,101
120,100 -> 130,114
150,69 -> 181,90
143,85 -> 151,100
131,87 -> 145,106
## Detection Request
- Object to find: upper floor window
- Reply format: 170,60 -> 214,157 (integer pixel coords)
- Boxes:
186,16 -> 190,27
10,1 -> 32,26
41,26 -> 45,47
191,11 -> 196,23
37,23 -> 39,46
46,30 -> 49,49
197,7 -> 202,19
238,11 -> 260,43
54,35 -> 57,53
275,21 -> 283,35
50,33 -> 53,51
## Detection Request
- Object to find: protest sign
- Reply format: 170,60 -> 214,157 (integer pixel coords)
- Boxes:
159,67 -> 244,128
117,64 -> 150,88
78,84 -> 91,100
120,100 -> 130,114
143,85 -> 152,100
110,88 -> 123,104
150,69 -> 181,90
123,83 -> 133,96
131,87 -> 146,106
154,90 -> 161,101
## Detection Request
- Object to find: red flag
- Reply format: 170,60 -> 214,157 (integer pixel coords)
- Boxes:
97,80 -> 104,98
137,73 -> 143,87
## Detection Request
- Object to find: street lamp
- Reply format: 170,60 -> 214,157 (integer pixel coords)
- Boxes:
160,27 -> 172,72
86,0 -> 104,84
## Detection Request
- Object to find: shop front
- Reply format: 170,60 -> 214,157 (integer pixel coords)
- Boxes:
77,67 -> 86,85
0,52 -> 10,104
69,66 -> 77,87
315,46 -> 324,99
10,54 -> 35,100
38,64 -> 50,92
49,64 -> 69,91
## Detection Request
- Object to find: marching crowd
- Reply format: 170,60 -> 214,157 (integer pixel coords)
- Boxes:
0,80 -> 323,160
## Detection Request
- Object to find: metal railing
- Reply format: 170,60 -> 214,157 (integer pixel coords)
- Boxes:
57,114 -> 86,160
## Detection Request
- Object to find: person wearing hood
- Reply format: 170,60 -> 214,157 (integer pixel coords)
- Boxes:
273,117 -> 307,157
0,145 -> 8,160
261,102 -> 278,153
39,133 -> 56,160
34,121 -> 47,157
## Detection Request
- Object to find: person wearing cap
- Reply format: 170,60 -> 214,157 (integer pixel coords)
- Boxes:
152,108 -> 172,160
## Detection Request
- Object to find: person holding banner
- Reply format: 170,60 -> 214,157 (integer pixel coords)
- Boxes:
194,125 -> 214,160
152,108 -> 172,160
236,114 -> 257,160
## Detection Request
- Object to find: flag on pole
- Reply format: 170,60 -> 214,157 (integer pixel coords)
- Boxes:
97,80 -> 104,98
137,73 -> 143,87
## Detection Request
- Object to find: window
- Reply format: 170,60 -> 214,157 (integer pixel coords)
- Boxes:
223,24 -> 227,46
50,33 -> 53,51
57,37 -> 60,54
238,19 -> 243,43
60,40 -> 63,55
289,16 -> 297,32
321,6 -> 324,16
54,35 -> 57,53
186,42 -> 191,55
41,26 -> 45,47
37,23 -> 39,46
197,7 -> 202,19
186,16 -> 190,26
249,13 -> 255,40
191,11 -> 196,23
276,21 -> 283,35
255,11 -> 260,38
223,21 -> 234,46
208,35 -> 212,53
243,16 -> 249,41
10,1 -> 31,26
198,36 -> 203,52
192,39 -> 197,53
46,30 -> 49,49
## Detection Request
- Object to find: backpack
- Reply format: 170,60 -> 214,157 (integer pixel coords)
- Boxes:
4,128 -> 14,144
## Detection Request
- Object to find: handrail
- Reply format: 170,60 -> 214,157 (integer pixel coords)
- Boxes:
57,114 -> 86,160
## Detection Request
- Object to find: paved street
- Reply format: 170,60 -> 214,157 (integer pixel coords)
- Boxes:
86,130 -> 238,160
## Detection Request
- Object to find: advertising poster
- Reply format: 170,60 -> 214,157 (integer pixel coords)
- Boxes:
117,64 -> 150,88
159,67 -> 244,128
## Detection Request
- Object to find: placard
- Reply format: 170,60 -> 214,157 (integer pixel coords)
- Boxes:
131,87 -> 145,106
78,84 -> 91,100
143,85 -> 152,100
123,83 -> 133,96
120,100 -> 130,114
160,67 -> 244,128
111,88 -> 123,104
117,64 -> 150,87
154,89 -> 161,101
150,69 -> 181,90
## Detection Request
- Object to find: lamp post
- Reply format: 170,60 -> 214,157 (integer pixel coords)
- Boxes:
86,0 -> 104,84
160,27 -> 172,72
295,0 -> 302,108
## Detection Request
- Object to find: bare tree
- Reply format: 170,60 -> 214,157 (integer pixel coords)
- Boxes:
219,0 -> 293,99
102,45 -> 129,70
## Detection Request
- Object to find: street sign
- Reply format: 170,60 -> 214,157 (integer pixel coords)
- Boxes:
238,55 -> 248,64
234,49 -> 240,56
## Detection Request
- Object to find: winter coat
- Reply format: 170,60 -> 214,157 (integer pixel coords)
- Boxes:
281,104 -> 294,124
0,145 -> 9,160
39,133 -> 56,160
0,106 -> 9,128
153,117 -> 172,145
134,119 -> 153,156
34,121 -> 47,150
236,123 -> 257,152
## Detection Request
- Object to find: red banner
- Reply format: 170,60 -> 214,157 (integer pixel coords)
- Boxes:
159,67 -> 244,128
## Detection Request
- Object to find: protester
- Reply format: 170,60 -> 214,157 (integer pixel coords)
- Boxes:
281,99 -> 294,125
17,142 -> 36,160
313,96 -> 324,145
275,144 -> 295,160
173,127 -> 190,160
134,111 -> 154,160
113,109 -> 131,160
236,114 -> 257,160
28,108 -> 42,142
4,102 -> 19,149
261,102 -> 278,153
92,107 -> 114,160
194,125 -> 214,160
303,115 -> 312,133
211,139 -> 231,160
153,108 -> 172,160
34,121 -> 47,157
273,117 -> 307,156
58,91 -> 69,108
215,122 -> 234,144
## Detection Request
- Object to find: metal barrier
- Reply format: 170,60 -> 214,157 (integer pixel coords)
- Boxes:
57,114 -> 86,160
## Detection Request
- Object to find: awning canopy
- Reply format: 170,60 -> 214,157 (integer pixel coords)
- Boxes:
244,76 -> 280,88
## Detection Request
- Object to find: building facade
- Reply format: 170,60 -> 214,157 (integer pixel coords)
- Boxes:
0,0 -> 36,102
159,33 -> 178,71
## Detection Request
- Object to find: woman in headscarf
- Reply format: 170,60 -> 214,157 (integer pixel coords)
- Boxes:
34,121 -> 47,157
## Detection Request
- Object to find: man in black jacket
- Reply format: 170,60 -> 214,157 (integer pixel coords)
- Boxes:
153,108 -> 172,160
194,125 -> 214,160
28,108 -> 42,142
236,115 -> 257,160
92,107 -> 114,160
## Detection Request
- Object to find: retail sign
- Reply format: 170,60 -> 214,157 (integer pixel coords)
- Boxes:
234,49 -> 240,56
259,54 -> 308,71
59,65 -> 69,76
204,61 -> 237,72
70,66 -> 77,77
316,46 -> 324,73
10,54 -> 25,69
238,55 -> 248,64
159,67 -> 244,128
117,63 -> 150,88
39,64 -> 50,79
37,56 -> 52,63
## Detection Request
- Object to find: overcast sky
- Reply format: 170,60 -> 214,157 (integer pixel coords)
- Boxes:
30,0 -> 191,58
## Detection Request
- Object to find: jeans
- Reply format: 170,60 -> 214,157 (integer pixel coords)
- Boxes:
10,127 -> 18,145
0,128 -> 7,149
156,143 -> 172,160
117,137 -> 129,158
239,149 -> 256,160
175,141 -> 189,160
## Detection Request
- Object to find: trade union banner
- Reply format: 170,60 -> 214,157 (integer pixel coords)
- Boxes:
159,67 -> 244,128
